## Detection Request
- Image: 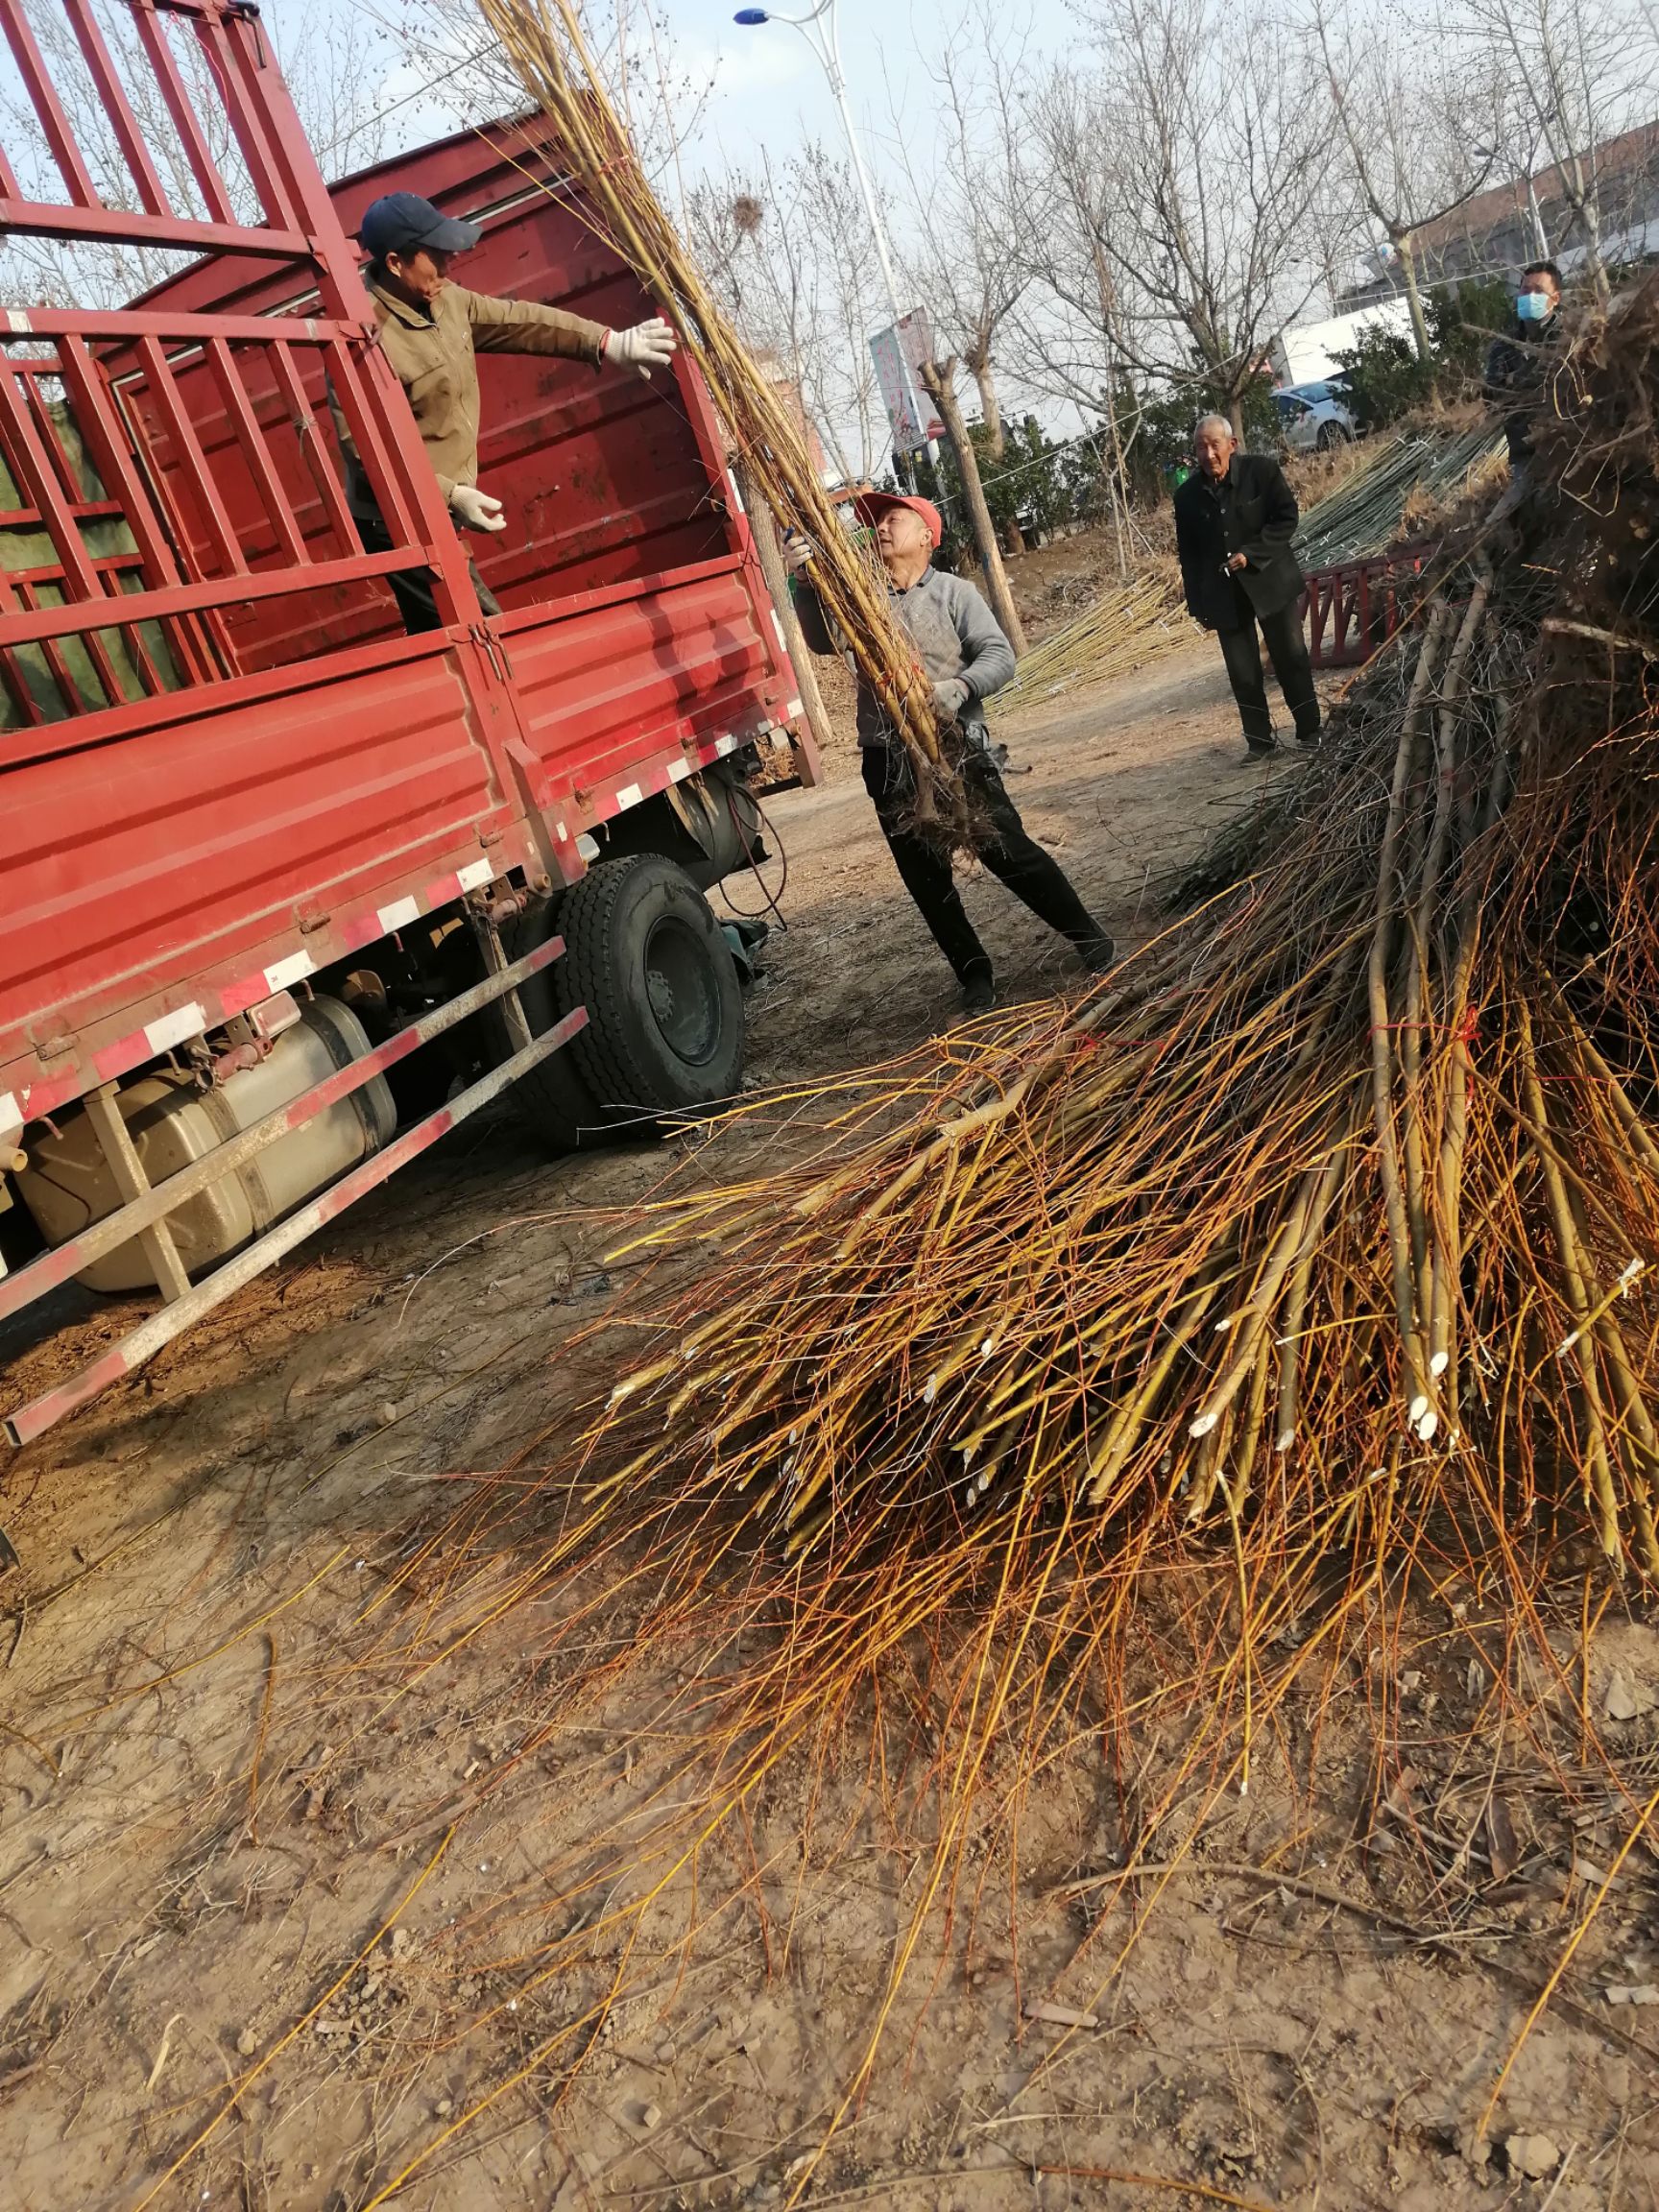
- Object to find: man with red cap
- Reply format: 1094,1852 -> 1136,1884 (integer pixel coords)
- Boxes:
341,190 -> 679,633
791,491 -> 1113,1015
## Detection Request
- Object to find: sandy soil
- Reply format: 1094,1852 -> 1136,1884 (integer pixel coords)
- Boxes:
3,633 -> 1656,2212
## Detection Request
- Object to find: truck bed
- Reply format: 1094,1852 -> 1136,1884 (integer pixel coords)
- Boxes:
1,114 -> 805,1140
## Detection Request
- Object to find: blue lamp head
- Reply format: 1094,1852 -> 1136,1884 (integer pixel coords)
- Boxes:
733,9 -> 770,21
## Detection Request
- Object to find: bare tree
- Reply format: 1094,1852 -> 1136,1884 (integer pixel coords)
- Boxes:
1480,80 -> 1564,260
1008,60 -> 1175,565
891,6 -> 1030,463
685,149 -> 891,482
397,0 -> 712,200
914,354 -> 1026,648
1454,0 -> 1650,298
875,10 -> 1028,618
1310,3 -> 1504,359
730,452 -> 835,759
1076,0 -> 1337,442
0,0 -> 399,307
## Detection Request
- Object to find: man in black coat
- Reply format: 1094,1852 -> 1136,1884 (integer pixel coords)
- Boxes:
1483,258 -> 1564,476
1173,414 -> 1320,758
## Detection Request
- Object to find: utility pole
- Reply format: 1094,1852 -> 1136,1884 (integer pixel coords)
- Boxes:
733,2 -> 906,334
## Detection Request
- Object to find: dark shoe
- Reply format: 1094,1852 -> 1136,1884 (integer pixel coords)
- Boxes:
1295,724 -> 1323,749
1244,737 -> 1280,757
1076,928 -> 1117,974
960,970 -> 996,1017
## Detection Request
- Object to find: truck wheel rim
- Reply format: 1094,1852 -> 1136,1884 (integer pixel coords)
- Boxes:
644,917 -> 721,1066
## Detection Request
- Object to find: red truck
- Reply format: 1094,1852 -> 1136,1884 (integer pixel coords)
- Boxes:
0,0 -> 815,1446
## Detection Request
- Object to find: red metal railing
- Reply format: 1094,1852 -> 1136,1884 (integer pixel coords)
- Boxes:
1303,544 -> 1433,669
0,0 -> 477,730
0,349 -> 219,717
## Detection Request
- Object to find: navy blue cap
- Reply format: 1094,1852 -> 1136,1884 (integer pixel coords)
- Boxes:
358,192 -> 481,261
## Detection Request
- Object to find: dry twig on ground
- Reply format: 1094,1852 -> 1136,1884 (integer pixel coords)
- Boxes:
229,132 -> 1659,2212
517,278 -> 1659,2154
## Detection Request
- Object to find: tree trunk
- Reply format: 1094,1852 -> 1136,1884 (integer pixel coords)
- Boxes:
1575,189 -> 1609,302
971,351 -> 1017,546
1394,228 -> 1431,363
1527,180 -> 1551,261
732,458 -> 835,759
919,356 -> 1026,656
1102,377 -> 1132,577
968,349 -> 1005,463
1227,390 -> 1247,445
1105,463 -> 1127,580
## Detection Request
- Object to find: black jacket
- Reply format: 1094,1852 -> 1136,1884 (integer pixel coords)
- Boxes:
1483,317 -> 1560,467
1173,453 -> 1304,629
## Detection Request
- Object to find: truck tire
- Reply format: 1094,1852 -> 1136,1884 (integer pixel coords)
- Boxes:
495,892 -> 609,1152
558,854 -> 744,1120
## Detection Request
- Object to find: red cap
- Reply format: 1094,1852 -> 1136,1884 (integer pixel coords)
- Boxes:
852,490 -> 943,547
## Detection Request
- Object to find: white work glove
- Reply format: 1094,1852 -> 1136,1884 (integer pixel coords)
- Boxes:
781,534 -> 813,574
604,317 -> 678,378
932,676 -> 972,720
450,484 -> 506,534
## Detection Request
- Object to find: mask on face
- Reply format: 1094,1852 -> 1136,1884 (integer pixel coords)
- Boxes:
1516,290 -> 1552,324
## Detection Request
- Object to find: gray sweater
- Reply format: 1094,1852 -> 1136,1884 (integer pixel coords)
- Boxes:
793,565 -> 1016,748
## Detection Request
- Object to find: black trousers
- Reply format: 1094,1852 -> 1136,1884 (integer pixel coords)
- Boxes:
356,512 -> 500,636
862,741 -> 1101,983
1215,585 -> 1319,748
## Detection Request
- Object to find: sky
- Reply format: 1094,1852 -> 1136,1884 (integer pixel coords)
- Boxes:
653,0 -> 1062,189
0,0 -> 1083,471
333,0 -> 1080,275
305,0 -> 1088,461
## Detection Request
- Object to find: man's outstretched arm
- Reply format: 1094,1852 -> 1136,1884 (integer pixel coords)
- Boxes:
462,289 -> 676,377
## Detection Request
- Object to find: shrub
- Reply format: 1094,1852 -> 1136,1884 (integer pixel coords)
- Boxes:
1331,324 -> 1436,431
1333,277 -> 1516,428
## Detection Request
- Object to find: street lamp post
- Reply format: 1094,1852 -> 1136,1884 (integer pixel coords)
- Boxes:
733,0 -> 1018,637
732,2 -> 908,337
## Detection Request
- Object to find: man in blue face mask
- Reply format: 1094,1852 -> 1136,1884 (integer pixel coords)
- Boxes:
1483,259 -> 1564,474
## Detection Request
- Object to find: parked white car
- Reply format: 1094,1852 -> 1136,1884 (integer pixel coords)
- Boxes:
1274,379 -> 1358,453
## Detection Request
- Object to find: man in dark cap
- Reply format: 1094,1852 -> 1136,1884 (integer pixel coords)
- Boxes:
790,491 -> 1114,1016
345,191 -> 678,632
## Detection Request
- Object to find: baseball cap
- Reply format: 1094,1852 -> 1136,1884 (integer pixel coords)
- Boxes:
852,490 -> 943,547
358,192 -> 482,261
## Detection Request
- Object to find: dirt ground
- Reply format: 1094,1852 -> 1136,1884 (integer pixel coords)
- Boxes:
3,631 -> 1657,2212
